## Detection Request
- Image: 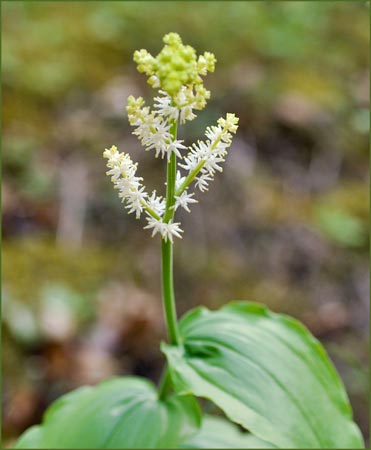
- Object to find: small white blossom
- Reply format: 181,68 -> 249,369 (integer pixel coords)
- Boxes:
143,119 -> 172,158
154,91 -> 179,121
180,105 -> 197,124
128,102 -> 156,144
195,173 -> 213,192
166,140 -> 186,159
163,221 -> 184,242
144,217 -> 183,242
124,186 -> 148,219
144,216 -> 166,238
202,153 -> 225,175
175,171 -> 186,191
173,191 -> 198,213
174,87 -> 198,124
147,191 -> 166,217
179,151 -> 199,173
204,125 -> 220,143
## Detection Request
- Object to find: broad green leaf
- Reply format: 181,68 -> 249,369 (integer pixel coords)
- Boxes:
162,302 -> 364,449
14,426 -> 43,449
15,376 -> 201,449
180,415 -> 275,448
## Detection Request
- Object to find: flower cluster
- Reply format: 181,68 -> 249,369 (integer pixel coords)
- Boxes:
127,94 -> 186,159
104,145 -> 147,219
103,145 -> 183,242
104,33 -> 239,243
179,113 -> 239,192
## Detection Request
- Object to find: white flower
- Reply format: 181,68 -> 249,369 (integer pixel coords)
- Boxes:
179,152 -> 197,172
144,217 -> 183,242
144,216 -> 166,238
173,87 -> 198,124
205,125 -> 220,143
154,91 -> 179,120
179,105 -> 197,124
124,186 -> 148,219
129,105 -> 160,149
162,221 -> 184,242
132,115 -> 154,142
147,191 -> 166,217
195,173 -> 213,192
202,153 -> 225,175
116,175 -> 142,198
175,170 -> 186,191
166,140 -> 186,159
173,191 -> 198,213
143,119 -> 172,158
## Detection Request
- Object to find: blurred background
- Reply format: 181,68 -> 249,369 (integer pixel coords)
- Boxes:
2,1 -> 370,446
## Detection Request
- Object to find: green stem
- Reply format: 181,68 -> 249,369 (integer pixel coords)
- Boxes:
158,366 -> 172,400
159,119 -> 180,399
164,122 -> 178,223
161,119 -> 180,346
161,237 -> 179,345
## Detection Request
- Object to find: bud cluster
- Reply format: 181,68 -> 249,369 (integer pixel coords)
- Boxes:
134,32 -> 216,102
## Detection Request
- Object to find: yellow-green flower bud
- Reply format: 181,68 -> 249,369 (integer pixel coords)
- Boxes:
197,52 -> 216,75
162,32 -> 182,47
217,113 -> 239,134
133,49 -> 155,75
194,84 -> 211,110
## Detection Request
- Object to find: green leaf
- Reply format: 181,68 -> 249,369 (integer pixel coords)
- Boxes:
180,415 -> 275,448
14,426 -> 43,449
162,302 -> 364,449
15,376 -> 201,449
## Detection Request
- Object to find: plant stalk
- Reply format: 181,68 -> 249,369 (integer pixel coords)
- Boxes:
161,119 -> 180,346
159,119 -> 180,399
158,367 -> 172,400
161,238 -> 180,345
